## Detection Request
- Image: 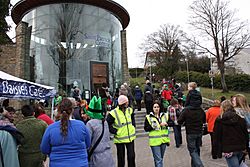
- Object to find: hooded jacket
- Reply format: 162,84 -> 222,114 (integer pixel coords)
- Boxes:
177,106 -> 205,134
214,109 -> 248,155
184,89 -> 202,108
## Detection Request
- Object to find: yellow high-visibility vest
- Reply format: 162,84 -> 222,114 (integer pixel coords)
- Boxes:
146,113 -> 170,146
110,107 -> 136,143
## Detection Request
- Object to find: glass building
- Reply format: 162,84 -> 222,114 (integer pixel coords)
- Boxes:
11,0 -> 129,96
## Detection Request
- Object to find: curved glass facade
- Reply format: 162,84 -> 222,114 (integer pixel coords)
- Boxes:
22,3 -> 123,95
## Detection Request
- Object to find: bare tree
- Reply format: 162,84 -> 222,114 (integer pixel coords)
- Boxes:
189,0 -> 250,92
47,4 -> 84,91
140,24 -> 186,78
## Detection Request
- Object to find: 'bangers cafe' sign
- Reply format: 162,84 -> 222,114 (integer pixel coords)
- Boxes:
0,79 -> 53,99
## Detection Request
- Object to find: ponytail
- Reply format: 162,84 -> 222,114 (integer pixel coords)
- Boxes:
58,98 -> 73,136
60,111 -> 69,136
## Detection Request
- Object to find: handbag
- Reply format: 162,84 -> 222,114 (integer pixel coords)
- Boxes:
239,154 -> 248,167
240,161 -> 248,167
202,123 -> 209,135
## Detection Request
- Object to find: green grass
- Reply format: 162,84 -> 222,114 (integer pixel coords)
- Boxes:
184,87 -> 250,102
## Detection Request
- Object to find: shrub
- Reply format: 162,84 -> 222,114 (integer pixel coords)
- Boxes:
175,71 -> 250,92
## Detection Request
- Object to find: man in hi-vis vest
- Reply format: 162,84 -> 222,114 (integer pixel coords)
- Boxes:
107,95 -> 136,167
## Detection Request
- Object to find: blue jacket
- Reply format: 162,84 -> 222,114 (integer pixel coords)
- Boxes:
134,87 -> 143,101
40,120 -> 91,167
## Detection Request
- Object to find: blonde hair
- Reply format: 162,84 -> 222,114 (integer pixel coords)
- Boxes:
188,82 -> 197,89
234,94 -> 250,112
213,100 -> 221,107
220,100 -> 234,117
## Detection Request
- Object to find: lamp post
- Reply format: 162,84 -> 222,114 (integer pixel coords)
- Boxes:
209,55 -> 215,99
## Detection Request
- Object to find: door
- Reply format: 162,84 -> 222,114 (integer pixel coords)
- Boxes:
90,61 -> 109,96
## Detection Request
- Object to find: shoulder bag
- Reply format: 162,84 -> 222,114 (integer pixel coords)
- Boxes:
88,120 -> 105,161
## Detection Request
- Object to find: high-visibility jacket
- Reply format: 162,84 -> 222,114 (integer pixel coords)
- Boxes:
146,113 -> 170,146
109,107 -> 136,143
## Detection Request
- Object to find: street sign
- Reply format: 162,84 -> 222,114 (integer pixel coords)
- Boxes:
209,70 -> 215,78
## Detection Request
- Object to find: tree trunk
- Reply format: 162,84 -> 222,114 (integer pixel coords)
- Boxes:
219,63 -> 228,93
59,54 -> 66,92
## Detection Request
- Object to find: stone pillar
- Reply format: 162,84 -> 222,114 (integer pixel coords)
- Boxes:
14,22 -> 30,109
15,21 -> 29,79
121,30 -> 130,84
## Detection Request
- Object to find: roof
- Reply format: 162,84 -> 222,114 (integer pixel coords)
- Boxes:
11,0 -> 130,29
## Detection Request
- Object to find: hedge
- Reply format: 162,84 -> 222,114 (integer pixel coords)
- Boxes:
175,71 -> 250,92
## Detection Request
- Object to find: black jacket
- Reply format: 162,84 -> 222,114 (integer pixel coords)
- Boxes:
214,109 -> 248,155
144,83 -> 153,102
185,89 -> 202,107
177,106 -> 206,134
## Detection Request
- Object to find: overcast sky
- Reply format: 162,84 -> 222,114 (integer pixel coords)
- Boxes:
7,0 -> 250,68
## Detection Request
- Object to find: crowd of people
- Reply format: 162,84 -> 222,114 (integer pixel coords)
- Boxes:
0,79 -> 249,167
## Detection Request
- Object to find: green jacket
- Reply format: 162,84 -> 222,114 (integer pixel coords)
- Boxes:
16,116 -> 47,167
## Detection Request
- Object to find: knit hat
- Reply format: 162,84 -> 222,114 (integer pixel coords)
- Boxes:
118,95 -> 128,105
163,84 -> 168,90
86,96 -> 103,120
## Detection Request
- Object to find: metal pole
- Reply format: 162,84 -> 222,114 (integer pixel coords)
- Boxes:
211,77 -> 214,99
186,58 -> 190,83
150,63 -> 152,82
51,97 -> 55,120
136,67 -> 137,78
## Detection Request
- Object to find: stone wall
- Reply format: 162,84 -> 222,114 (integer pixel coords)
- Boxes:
0,22 -> 31,109
0,44 -> 16,76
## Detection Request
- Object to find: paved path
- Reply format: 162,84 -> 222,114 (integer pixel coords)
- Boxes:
111,114 -> 250,166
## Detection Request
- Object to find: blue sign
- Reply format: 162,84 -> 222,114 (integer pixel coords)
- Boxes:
0,79 -> 55,99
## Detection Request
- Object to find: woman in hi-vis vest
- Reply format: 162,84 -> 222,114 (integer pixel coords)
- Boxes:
144,101 -> 170,167
106,95 -> 136,167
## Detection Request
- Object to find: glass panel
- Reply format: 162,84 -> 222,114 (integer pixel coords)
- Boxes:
22,3 -> 123,95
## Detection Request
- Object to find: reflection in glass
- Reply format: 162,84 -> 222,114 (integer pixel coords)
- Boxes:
22,3 -> 123,95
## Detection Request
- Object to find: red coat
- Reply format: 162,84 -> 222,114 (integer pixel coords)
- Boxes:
206,106 -> 220,132
37,114 -> 54,125
161,90 -> 172,101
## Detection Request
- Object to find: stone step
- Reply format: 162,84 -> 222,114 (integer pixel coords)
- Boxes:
134,110 -> 147,115
136,128 -> 146,133
134,114 -> 146,119
135,117 -> 145,122
136,132 -> 148,138
135,119 -> 145,125
135,123 -> 144,129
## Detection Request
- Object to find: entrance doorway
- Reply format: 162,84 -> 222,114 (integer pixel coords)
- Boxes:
90,61 -> 109,96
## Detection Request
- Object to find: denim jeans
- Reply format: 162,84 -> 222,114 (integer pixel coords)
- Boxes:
150,144 -> 167,167
173,125 -> 182,147
225,151 -> 243,167
186,134 -> 204,167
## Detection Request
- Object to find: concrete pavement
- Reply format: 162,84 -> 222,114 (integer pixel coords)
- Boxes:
110,108 -> 250,167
